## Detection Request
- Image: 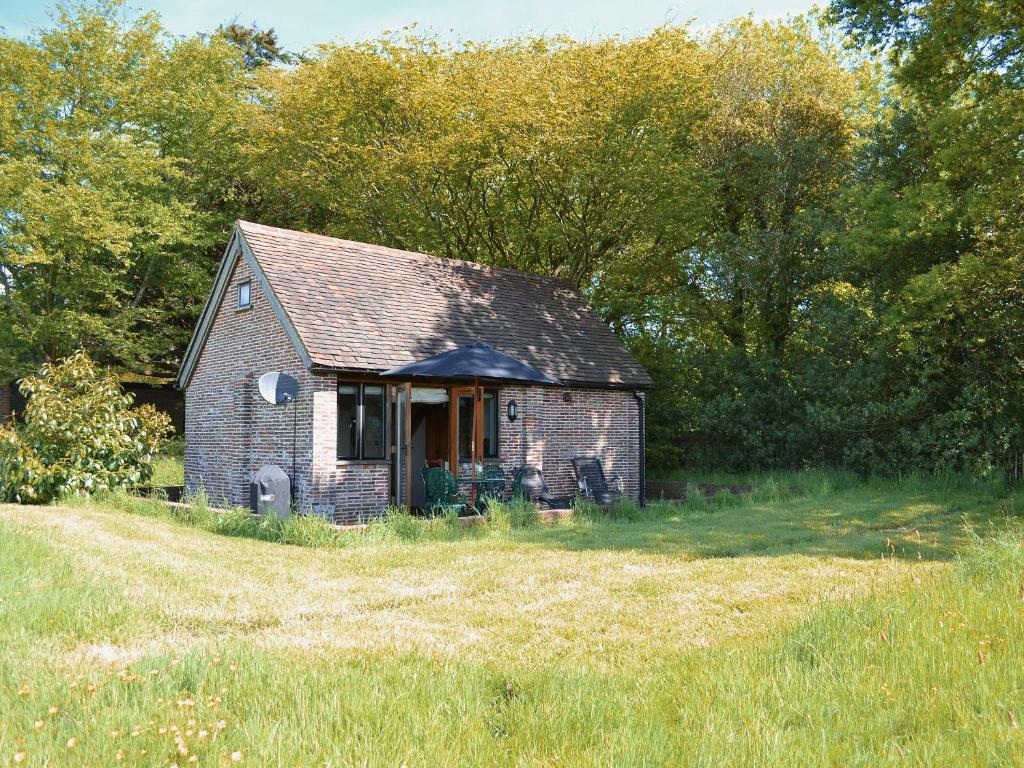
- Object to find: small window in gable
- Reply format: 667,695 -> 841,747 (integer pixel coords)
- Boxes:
237,281 -> 251,309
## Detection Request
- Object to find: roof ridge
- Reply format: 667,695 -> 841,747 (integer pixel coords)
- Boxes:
235,220 -> 574,289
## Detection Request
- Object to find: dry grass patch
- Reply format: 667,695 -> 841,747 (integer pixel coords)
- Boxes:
0,480 -> 978,666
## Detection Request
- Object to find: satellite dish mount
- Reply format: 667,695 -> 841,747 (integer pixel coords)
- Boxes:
257,372 -> 301,501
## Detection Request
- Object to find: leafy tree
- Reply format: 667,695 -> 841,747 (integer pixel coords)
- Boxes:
216,22 -> 296,68
0,352 -> 172,503
249,30 -> 711,289
826,0 -> 1024,474
0,1 -> 252,380
644,18 -> 874,468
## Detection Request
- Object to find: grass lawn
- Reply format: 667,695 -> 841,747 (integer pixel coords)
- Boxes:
0,475 -> 1021,765
149,438 -> 184,487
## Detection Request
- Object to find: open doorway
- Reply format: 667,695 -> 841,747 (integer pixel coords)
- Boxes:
409,387 -> 450,508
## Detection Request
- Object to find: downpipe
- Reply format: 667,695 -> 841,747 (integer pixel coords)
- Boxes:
633,391 -> 646,507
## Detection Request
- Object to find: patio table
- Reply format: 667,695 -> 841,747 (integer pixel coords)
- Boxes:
456,476 -> 491,511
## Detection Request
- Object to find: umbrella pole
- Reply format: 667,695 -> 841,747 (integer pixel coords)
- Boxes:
472,376 -> 478,511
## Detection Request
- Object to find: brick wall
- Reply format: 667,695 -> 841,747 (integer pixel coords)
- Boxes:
184,248 -> 392,524
185,251 -> 318,511
310,373 -> 391,524
497,385 -> 643,501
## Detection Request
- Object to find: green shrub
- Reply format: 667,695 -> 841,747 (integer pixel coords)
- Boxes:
0,353 -> 173,503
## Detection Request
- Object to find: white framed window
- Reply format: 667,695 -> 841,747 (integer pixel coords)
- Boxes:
237,281 -> 251,309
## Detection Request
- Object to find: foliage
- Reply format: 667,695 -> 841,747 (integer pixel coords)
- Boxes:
621,17 -> 878,470
215,22 -> 296,68
0,352 -> 172,503
821,0 -> 1024,475
250,29 -> 710,289
0,1 -> 253,380
1,1 -> 1022,477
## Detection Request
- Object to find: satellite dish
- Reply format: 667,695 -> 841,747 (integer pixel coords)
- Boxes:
258,372 -> 299,405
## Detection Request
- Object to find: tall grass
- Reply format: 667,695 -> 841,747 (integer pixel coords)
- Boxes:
653,465 -> 1014,500
81,489 -> 519,548
148,436 -> 184,487
72,488 -> 359,548
485,496 -> 539,530
81,487 -> 608,549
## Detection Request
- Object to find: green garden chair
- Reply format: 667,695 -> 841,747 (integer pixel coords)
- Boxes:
477,465 -> 508,510
421,466 -> 468,517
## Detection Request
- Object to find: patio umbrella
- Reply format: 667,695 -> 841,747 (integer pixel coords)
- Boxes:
380,341 -> 561,385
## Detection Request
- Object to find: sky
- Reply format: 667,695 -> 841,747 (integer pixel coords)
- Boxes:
0,0 -> 818,51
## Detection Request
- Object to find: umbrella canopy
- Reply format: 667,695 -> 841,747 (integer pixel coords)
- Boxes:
381,342 -> 562,385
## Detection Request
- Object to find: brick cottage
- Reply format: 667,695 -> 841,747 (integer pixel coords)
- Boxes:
177,221 -> 651,524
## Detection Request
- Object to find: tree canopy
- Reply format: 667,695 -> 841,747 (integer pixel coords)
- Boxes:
0,1 -> 253,377
1,0 -> 1020,476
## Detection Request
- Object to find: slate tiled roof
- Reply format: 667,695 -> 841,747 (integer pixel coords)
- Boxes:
236,221 -> 652,389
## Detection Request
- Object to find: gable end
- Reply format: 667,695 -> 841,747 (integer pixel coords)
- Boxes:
176,225 -> 312,388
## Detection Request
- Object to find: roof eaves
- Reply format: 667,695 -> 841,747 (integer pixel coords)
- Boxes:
307,363 -> 651,391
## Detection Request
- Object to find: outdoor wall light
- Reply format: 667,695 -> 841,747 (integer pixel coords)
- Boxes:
507,399 -> 518,421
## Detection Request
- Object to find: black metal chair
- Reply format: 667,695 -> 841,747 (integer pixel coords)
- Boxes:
512,465 -> 572,509
571,457 -> 623,506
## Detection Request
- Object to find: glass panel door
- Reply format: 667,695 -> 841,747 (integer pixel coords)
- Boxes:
451,386 -> 483,480
450,386 -> 474,509
392,384 -> 411,507
456,392 -> 475,473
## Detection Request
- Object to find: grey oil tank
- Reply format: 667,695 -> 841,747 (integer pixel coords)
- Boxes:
249,465 -> 291,518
